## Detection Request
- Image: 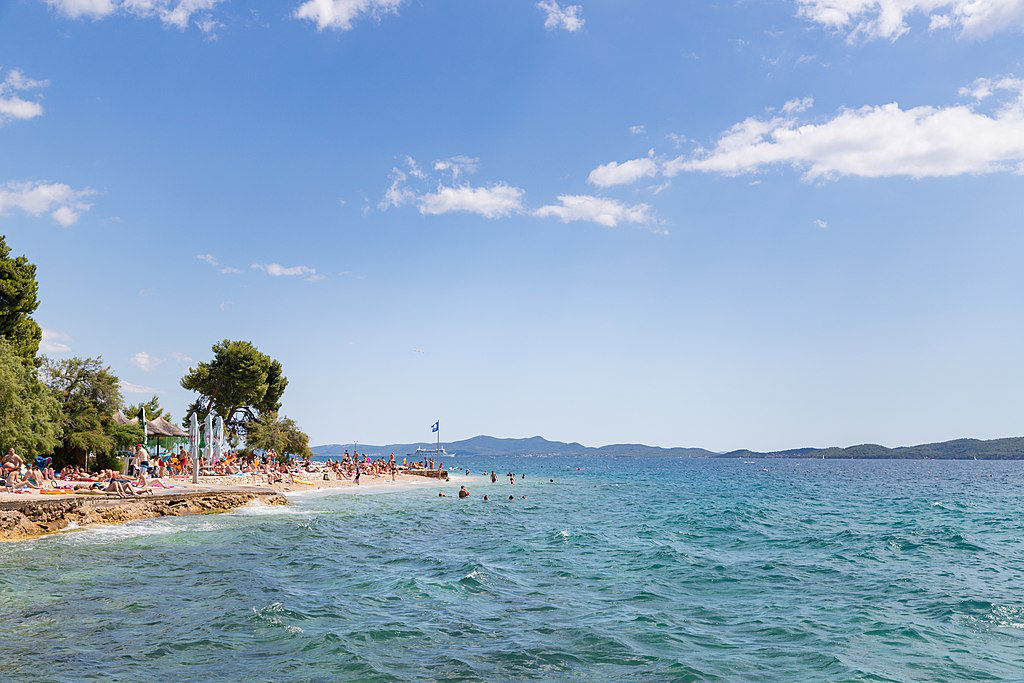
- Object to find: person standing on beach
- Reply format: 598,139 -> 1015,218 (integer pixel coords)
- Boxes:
354,460 -> 361,485
2,448 -> 24,486
389,453 -> 396,482
136,444 -> 150,477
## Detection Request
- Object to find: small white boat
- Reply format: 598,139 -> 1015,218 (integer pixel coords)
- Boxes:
412,446 -> 451,458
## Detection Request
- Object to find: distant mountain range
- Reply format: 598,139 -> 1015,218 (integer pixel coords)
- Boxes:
312,435 -> 1024,460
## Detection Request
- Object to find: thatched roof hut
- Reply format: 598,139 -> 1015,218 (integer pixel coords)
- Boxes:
113,411 -> 138,426
147,416 -> 188,438
111,412 -> 187,438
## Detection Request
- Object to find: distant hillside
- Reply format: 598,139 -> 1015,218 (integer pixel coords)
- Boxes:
313,435 -> 1024,460
312,435 -> 714,459
720,437 -> 1024,460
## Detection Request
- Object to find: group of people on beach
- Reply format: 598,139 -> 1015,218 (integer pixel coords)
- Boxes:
1,446 -> 164,497
1,439 -> 447,497
318,451 -> 450,484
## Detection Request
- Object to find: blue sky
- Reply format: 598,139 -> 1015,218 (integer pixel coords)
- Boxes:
2,0 -> 1023,450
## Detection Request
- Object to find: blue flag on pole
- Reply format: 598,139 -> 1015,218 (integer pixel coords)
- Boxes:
431,421 -> 439,433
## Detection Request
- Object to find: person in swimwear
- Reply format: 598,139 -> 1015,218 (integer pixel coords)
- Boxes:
458,485 -> 470,498
2,448 -> 24,486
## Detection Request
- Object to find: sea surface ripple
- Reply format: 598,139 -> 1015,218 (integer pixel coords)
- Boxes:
2,457 -> 1024,681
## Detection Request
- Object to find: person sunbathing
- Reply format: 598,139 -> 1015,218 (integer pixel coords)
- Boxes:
24,466 -> 48,489
104,478 -> 139,497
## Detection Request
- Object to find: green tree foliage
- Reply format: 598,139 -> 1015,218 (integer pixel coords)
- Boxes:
43,356 -> 126,467
0,235 -> 42,362
180,339 -> 287,439
246,413 -> 311,462
0,340 -> 61,456
123,394 -> 172,423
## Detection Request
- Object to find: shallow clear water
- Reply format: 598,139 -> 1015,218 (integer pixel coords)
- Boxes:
3,457 -> 1024,681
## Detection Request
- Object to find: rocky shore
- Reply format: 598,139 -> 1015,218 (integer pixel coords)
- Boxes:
0,489 -> 287,541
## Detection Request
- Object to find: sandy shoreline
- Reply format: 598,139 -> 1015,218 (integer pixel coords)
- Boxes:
0,472 -> 458,541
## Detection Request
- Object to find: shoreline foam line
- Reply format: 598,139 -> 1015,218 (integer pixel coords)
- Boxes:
0,489 -> 287,542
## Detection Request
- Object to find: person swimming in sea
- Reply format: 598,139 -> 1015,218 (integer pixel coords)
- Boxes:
458,485 -> 469,498
490,471 -> 497,483
483,495 -> 489,501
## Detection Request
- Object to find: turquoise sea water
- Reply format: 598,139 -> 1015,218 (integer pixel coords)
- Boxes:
3,457 -> 1024,681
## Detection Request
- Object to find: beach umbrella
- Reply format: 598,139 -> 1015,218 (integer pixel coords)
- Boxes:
214,415 -> 224,462
138,406 -> 148,447
204,413 -> 213,465
189,413 -> 199,484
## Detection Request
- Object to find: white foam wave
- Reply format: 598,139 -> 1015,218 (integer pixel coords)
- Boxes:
231,501 -> 321,516
53,517 -> 217,544
991,605 -> 1024,629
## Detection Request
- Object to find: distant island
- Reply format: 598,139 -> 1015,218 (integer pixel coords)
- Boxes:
313,434 -> 1024,460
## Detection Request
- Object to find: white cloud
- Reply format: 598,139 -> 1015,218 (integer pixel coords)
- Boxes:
665,77 -> 1024,180
433,155 -> 479,182
130,351 -> 162,372
169,351 -> 193,363
537,1 -> 584,32
418,183 -> 525,219
0,68 -> 48,123
666,132 -> 688,148
534,195 -> 656,228
45,0 -> 224,29
404,155 -> 427,179
815,218 -> 829,229
0,180 -> 94,226
121,380 -> 160,395
196,253 -> 242,273
44,0 -> 116,19
195,14 -> 223,37
379,166 -> 416,210
51,206 -> 81,227
587,153 -> 658,187
782,96 -> 814,114
380,154 -> 522,218
294,0 -> 402,31
629,125 -> 647,135
251,262 -> 321,280
797,0 -> 1024,41
40,327 -> 72,354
